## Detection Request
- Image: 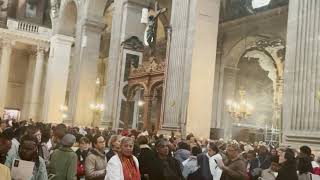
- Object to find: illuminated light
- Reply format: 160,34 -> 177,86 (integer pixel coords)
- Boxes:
96,78 -> 101,85
252,0 -> 271,9
138,100 -> 145,106
62,113 -> 68,119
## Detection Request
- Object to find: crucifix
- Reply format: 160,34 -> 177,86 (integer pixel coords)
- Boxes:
143,1 -> 167,56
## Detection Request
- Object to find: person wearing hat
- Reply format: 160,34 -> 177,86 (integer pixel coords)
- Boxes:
48,134 -> 77,180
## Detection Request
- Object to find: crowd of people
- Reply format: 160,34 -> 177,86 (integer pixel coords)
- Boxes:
0,119 -> 320,180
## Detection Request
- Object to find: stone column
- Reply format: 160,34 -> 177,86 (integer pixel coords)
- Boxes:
21,46 -> 46,121
102,0 -> 148,128
162,0 -> 220,138
0,39 -> 12,117
222,67 -> 238,140
29,47 -> 46,121
161,0 -> 195,132
283,0 -> 320,147
42,34 -> 74,124
67,18 -> 104,127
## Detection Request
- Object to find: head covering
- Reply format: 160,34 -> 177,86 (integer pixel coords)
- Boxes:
61,134 -> 76,147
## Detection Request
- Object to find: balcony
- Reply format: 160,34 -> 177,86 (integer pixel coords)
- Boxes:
6,18 -> 52,38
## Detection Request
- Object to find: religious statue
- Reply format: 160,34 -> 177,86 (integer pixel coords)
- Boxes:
50,0 -> 61,19
143,1 -> 167,55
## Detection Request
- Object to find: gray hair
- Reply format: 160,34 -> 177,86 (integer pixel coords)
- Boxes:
120,136 -> 134,146
108,135 -> 120,148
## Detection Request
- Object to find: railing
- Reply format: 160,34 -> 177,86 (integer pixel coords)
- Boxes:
17,21 -> 39,33
6,18 -> 52,37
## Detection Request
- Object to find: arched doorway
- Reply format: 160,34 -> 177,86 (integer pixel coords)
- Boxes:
221,36 -> 285,143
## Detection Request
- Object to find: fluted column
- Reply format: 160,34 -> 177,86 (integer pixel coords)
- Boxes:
162,0 -> 220,139
162,0 -> 194,132
42,34 -> 74,124
0,39 -> 12,117
283,0 -> 320,147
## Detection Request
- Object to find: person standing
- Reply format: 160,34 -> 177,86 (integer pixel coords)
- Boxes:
182,146 -> 202,179
85,135 -> 107,180
76,137 -> 90,180
106,135 -> 120,162
0,131 -> 12,165
276,148 -> 298,180
105,137 -> 140,180
48,134 -> 77,180
148,139 -> 184,180
218,143 -> 247,180
13,135 -> 48,180
137,135 -> 155,180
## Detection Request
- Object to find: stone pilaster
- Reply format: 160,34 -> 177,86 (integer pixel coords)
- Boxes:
42,34 -> 74,124
162,0 -> 220,139
0,39 -> 12,117
283,0 -> 320,147
66,18 -> 104,127
162,0 -> 194,132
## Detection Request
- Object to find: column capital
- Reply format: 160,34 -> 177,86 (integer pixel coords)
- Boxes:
0,39 -> 14,49
50,34 -> 74,45
37,45 -> 49,54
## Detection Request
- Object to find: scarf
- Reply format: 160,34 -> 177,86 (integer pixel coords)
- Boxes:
120,155 -> 141,180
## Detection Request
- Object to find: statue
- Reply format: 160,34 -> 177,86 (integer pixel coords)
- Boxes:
143,1 -> 167,55
50,0 -> 61,19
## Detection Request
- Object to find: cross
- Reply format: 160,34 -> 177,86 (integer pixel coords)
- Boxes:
144,1 -> 167,56
153,1 -> 167,20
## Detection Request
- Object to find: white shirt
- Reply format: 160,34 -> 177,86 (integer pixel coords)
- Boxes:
208,153 -> 223,180
105,154 -> 139,180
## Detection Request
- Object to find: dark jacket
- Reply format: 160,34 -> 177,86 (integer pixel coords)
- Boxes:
187,153 -> 213,180
221,157 -> 247,180
76,149 -> 89,165
137,145 -> 156,180
149,155 -> 184,180
276,162 -> 298,180
106,149 -> 115,162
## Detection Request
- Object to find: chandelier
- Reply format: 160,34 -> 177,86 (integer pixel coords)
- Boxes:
226,89 -> 253,121
90,103 -> 105,112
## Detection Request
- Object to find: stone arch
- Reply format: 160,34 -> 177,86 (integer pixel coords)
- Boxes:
224,35 -> 285,77
150,80 -> 164,96
127,83 -> 147,100
222,35 -> 285,130
56,0 -> 78,36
